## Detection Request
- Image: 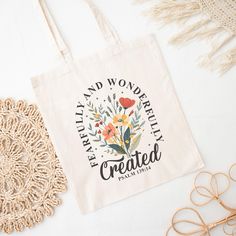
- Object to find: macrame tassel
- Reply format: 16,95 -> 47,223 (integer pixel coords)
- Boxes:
170,19 -> 209,44
145,0 -> 201,24
170,20 -> 225,44
217,47 -> 236,73
199,34 -> 235,67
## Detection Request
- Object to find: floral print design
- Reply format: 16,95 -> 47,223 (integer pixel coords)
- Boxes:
102,123 -> 116,140
87,94 -> 145,157
113,114 -> 129,126
119,97 -> 135,109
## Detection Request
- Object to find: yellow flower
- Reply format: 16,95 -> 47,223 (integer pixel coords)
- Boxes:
95,113 -> 100,119
113,114 -> 129,126
107,139 -> 115,144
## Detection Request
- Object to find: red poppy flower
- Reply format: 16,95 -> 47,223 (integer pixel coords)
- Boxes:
95,123 -> 99,127
98,130 -> 101,134
119,97 -> 135,109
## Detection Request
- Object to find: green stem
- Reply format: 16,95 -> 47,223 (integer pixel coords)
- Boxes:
120,126 -> 123,142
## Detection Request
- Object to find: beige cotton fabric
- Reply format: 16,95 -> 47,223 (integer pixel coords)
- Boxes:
32,0 -> 204,213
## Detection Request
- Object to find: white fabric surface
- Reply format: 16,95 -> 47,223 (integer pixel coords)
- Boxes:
0,0 -> 235,235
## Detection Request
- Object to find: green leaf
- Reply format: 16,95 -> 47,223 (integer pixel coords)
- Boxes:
137,101 -> 142,110
108,95 -> 111,103
140,121 -> 145,127
130,134 -> 142,154
107,106 -> 113,114
113,93 -> 116,100
123,127 -> 131,151
108,144 -> 126,154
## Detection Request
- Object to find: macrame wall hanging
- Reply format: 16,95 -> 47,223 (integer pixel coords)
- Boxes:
135,0 -> 236,74
0,98 -> 67,233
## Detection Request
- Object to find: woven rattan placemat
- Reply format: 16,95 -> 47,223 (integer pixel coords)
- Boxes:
0,98 -> 67,233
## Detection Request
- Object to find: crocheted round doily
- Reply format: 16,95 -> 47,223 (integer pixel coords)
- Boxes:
0,98 -> 67,233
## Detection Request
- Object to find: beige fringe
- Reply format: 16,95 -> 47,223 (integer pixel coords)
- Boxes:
136,0 -> 236,74
199,34 -> 235,69
143,0 -> 201,23
214,47 -> 236,74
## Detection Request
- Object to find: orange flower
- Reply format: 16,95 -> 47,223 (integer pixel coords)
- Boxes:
119,97 -> 135,109
102,123 -> 116,140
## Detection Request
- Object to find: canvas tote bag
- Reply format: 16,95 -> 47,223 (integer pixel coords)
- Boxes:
32,0 -> 204,213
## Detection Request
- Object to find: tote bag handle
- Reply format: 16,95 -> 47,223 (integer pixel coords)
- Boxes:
38,0 -> 121,62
